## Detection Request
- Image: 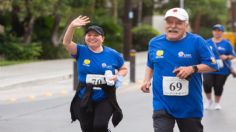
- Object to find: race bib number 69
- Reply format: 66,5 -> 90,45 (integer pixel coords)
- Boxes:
162,77 -> 189,96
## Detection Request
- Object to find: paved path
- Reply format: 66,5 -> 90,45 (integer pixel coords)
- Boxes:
0,52 -> 236,132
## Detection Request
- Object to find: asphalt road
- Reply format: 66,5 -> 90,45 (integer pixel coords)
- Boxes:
0,52 -> 236,132
0,78 -> 235,132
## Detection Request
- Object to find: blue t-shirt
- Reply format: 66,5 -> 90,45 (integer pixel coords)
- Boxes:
73,44 -> 124,101
206,39 -> 236,75
147,32 -> 218,118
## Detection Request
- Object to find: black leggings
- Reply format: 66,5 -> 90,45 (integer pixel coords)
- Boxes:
203,74 -> 228,96
77,98 -> 113,132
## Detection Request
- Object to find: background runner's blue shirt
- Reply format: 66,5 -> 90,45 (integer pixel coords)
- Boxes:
206,39 -> 236,75
73,44 -> 124,101
147,32 -> 218,118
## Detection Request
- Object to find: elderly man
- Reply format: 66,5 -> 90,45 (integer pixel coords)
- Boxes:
140,8 -> 218,132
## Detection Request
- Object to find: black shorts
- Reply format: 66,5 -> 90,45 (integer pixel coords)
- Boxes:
153,110 -> 203,132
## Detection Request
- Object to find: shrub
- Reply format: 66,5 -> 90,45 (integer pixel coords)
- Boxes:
132,24 -> 160,51
0,42 -> 42,60
198,27 -> 212,39
100,20 -> 123,52
90,14 -> 123,52
39,43 -> 70,59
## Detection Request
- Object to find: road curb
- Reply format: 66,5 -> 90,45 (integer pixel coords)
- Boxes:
0,74 -> 72,90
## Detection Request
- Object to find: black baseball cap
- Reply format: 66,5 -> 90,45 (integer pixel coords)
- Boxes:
85,25 -> 104,36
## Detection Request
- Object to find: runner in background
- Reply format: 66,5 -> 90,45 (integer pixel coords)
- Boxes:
203,24 -> 236,110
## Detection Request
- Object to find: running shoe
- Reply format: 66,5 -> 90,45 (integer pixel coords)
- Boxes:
204,100 -> 213,110
213,103 -> 222,110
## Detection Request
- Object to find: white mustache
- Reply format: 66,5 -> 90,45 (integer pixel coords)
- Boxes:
168,29 -> 178,33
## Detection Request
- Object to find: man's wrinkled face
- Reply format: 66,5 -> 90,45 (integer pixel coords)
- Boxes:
165,17 -> 188,41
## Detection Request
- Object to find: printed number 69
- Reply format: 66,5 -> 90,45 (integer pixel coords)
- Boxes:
169,82 -> 182,91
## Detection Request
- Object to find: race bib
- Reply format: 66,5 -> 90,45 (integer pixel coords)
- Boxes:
216,59 -> 224,68
86,74 -> 106,85
163,76 -> 189,96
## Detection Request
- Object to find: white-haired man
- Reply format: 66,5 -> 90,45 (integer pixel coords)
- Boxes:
140,8 -> 219,132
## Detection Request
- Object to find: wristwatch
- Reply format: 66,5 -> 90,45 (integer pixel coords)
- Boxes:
192,65 -> 198,73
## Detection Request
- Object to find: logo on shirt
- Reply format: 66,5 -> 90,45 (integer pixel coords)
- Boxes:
217,47 -> 225,51
101,63 -> 112,69
102,63 -> 107,68
83,59 -> 91,66
156,50 -> 164,58
209,46 -> 213,50
178,51 -> 192,58
211,57 -> 216,64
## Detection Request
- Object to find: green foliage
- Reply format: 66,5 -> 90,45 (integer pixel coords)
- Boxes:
73,28 -> 85,44
11,0 -> 69,18
33,16 -> 54,41
101,20 -> 123,52
0,0 -> 11,13
68,0 -> 94,7
0,42 -> 42,60
91,14 -> 123,52
197,27 -> 212,40
154,0 -> 228,37
0,0 -> 230,61
39,43 -> 69,59
132,24 -> 160,51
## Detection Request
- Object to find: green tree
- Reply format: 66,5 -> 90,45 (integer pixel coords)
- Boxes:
154,0 -> 227,36
13,0 -> 72,45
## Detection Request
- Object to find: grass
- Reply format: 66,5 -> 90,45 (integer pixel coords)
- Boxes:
0,60 -> 38,66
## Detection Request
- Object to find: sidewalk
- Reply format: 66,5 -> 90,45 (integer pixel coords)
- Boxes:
0,59 -> 74,89
0,52 -> 235,104
0,52 -> 146,103
1,51 -> 235,90
0,52 -> 147,90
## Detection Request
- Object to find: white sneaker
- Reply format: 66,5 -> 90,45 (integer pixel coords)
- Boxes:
204,100 -> 213,110
213,103 -> 222,110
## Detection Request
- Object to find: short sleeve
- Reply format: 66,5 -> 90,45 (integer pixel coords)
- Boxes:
197,37 -> 219,70
71,44 -> 82,60
116,52 -> 125,69
146,39 -> 155,69
227,41 -> 236,56
110,48 -> 125,69
147,51 -> 154,69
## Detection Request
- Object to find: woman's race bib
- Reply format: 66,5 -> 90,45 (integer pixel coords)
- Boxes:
216,59 -> 224,68
86,74 -> 106,85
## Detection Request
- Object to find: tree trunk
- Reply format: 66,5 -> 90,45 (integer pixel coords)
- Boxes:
123,0 -> 132,61
111,0 -> 118,23
23,16 -> 34,44
91,0 -> 96,14
0,24 -> 4,34
23,0 -> 34,44
231,0 -> 236,32
192,13 -> 202,33
51,14 -> 61,47
11,4 -> 24,37
137,0 -> 143,26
